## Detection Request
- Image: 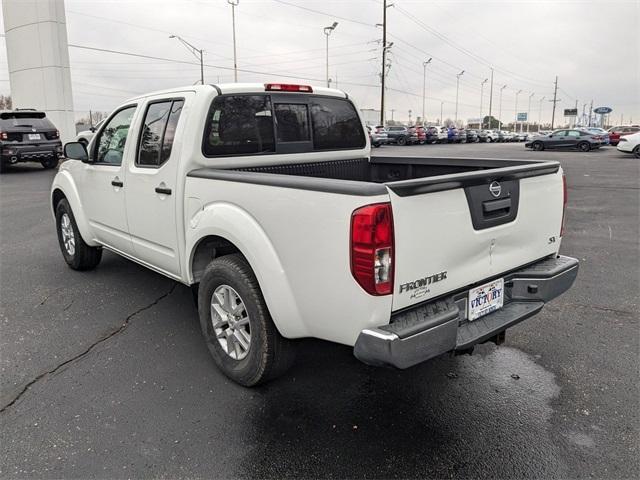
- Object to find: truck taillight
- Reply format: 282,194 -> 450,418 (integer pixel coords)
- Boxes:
561,174 -> 568,237
350,203 -> 394,295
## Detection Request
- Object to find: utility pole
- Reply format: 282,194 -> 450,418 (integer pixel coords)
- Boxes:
455,70 -> 465,124
408,109 -> 412,125
487,67 -> 494,130
440,101 -> 444,125
514,89 -> 522,132
498,84 -> 507,130
169,34 -> 204,85
582,103 -> 587,127
227,0 -> 240,82
588,99 -> 593,127
378,0 -> 391,126
550,75 -> 559,129
390,109 -> 395,121
479,78 -> 488,129
538,96 -> 545,129
422,58 -> 432,125
527,93 -> 534,133
323,22 -> 338,88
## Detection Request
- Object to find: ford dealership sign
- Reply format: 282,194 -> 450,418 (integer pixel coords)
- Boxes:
594,106 -> 613,114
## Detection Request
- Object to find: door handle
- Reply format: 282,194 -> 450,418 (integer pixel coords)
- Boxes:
111,179 -> 123,187
155,187 -> 172,195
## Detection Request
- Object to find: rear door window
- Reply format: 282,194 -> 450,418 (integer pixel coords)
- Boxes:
137,99 -> 184,167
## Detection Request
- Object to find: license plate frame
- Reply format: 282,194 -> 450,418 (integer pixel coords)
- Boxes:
468,278 -> 505,321
27,133 -> 41,141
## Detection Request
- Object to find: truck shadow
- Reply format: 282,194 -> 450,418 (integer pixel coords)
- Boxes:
239,340 -> 563,479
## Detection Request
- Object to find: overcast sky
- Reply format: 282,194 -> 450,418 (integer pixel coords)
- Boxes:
1,0 -> 639,125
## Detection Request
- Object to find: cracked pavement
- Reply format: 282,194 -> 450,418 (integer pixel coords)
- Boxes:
0,144 -> 638,479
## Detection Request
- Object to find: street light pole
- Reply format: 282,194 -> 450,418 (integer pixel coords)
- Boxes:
169,34 -> 204,85
454,70 -> 464,125
479,78 -> 488,129
227,0 -> 239,82
514,89 -> 522,132
421,58 -> 432,125
440,101 -> 444,125
538,96 -> 545,129
323,22 -> 338,88
498,84 -> 506,130
527,92 -> 534,133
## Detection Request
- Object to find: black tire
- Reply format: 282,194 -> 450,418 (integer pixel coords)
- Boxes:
487,137 -> 493,143
55,199 -> 102,270
41,157 -> 59,169
397,136 -> 407,146
532,141 -> 544,151
633,146 -> 640,158
577,141 -> 591,152
198,254 -> 295,387
373,142 -> 381,148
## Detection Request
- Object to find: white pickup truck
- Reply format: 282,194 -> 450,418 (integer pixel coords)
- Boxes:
53,83 -> 578,386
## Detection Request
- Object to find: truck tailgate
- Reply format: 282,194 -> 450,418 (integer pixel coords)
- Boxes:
387,167 -> 564,312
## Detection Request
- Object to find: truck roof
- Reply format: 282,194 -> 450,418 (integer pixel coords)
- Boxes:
125,83 -> 348,103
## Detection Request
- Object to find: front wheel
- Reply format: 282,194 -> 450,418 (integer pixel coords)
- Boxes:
55,199 -> 102,270
198,254 -> 295,386
397,136 -> 407,146
532,141 -> 544,151
633,146 -> 640,158
577,142 -> 591,152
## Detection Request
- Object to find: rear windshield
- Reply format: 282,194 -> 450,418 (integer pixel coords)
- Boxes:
202,94 -> 365,157
0,112 -> 56,130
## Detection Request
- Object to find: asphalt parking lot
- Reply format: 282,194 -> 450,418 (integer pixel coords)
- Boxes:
1,143 -> 638,479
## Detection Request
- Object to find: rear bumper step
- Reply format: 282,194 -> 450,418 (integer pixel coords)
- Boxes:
354,255 -> 579,369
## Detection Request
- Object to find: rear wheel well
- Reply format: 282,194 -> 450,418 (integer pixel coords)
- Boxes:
52,189 -> 67,213
191,235 -> 241,284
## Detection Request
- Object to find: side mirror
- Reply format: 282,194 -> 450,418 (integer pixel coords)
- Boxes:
64,142 -> 89,162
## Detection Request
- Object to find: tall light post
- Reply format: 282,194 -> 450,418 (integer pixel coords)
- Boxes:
538,96 -> 546,129
421,58 -> 432,125
440,101 -> 444,125
227,0 -> 239,82
169,34 -> 204,85
454,70 -> 465,124
498,84 -> 507,130
479,78 -> 488,129
323,21 -> 338,88
526,92 -> 534,133
514,89 -> 523,132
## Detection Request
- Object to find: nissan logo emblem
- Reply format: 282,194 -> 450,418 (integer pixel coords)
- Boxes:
489,181 -> 502,197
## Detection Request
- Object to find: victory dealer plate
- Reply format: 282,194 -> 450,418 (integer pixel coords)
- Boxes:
468,278 -> 504,321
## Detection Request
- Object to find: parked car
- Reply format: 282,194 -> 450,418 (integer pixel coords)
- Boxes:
616,131 -> 640,157
0,109 -> 62,172
447,127 -> 459,143
409,125 -> 427,145
75,119 -> 105,147
386,125 -> 412,146
458,129 -> 468,143
465,129 -> 479,143
367,125 -> 388,148
607,126 -> 640,146
579,127 -> 609,145
436,126 -> 448,143
53,82 -> 578,386
501,131 -> 516,142
425,126 -> 440,144
514,131 -> 529,142
485,130 -> 500,142
525,129 -> 604,151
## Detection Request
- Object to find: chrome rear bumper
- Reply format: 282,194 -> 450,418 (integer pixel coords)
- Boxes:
354,255 -> 579,369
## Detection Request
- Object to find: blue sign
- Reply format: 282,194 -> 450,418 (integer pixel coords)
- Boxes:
594,106 -> 612,114
517,112 -> 527,121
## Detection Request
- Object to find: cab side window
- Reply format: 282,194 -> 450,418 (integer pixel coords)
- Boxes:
94,106 -> 137,165
567,131 -> 580,137
137,99 -> 184,167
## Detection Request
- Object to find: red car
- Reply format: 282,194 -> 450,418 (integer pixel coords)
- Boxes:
409,126 -> 427,144
607,125 -> 640,146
